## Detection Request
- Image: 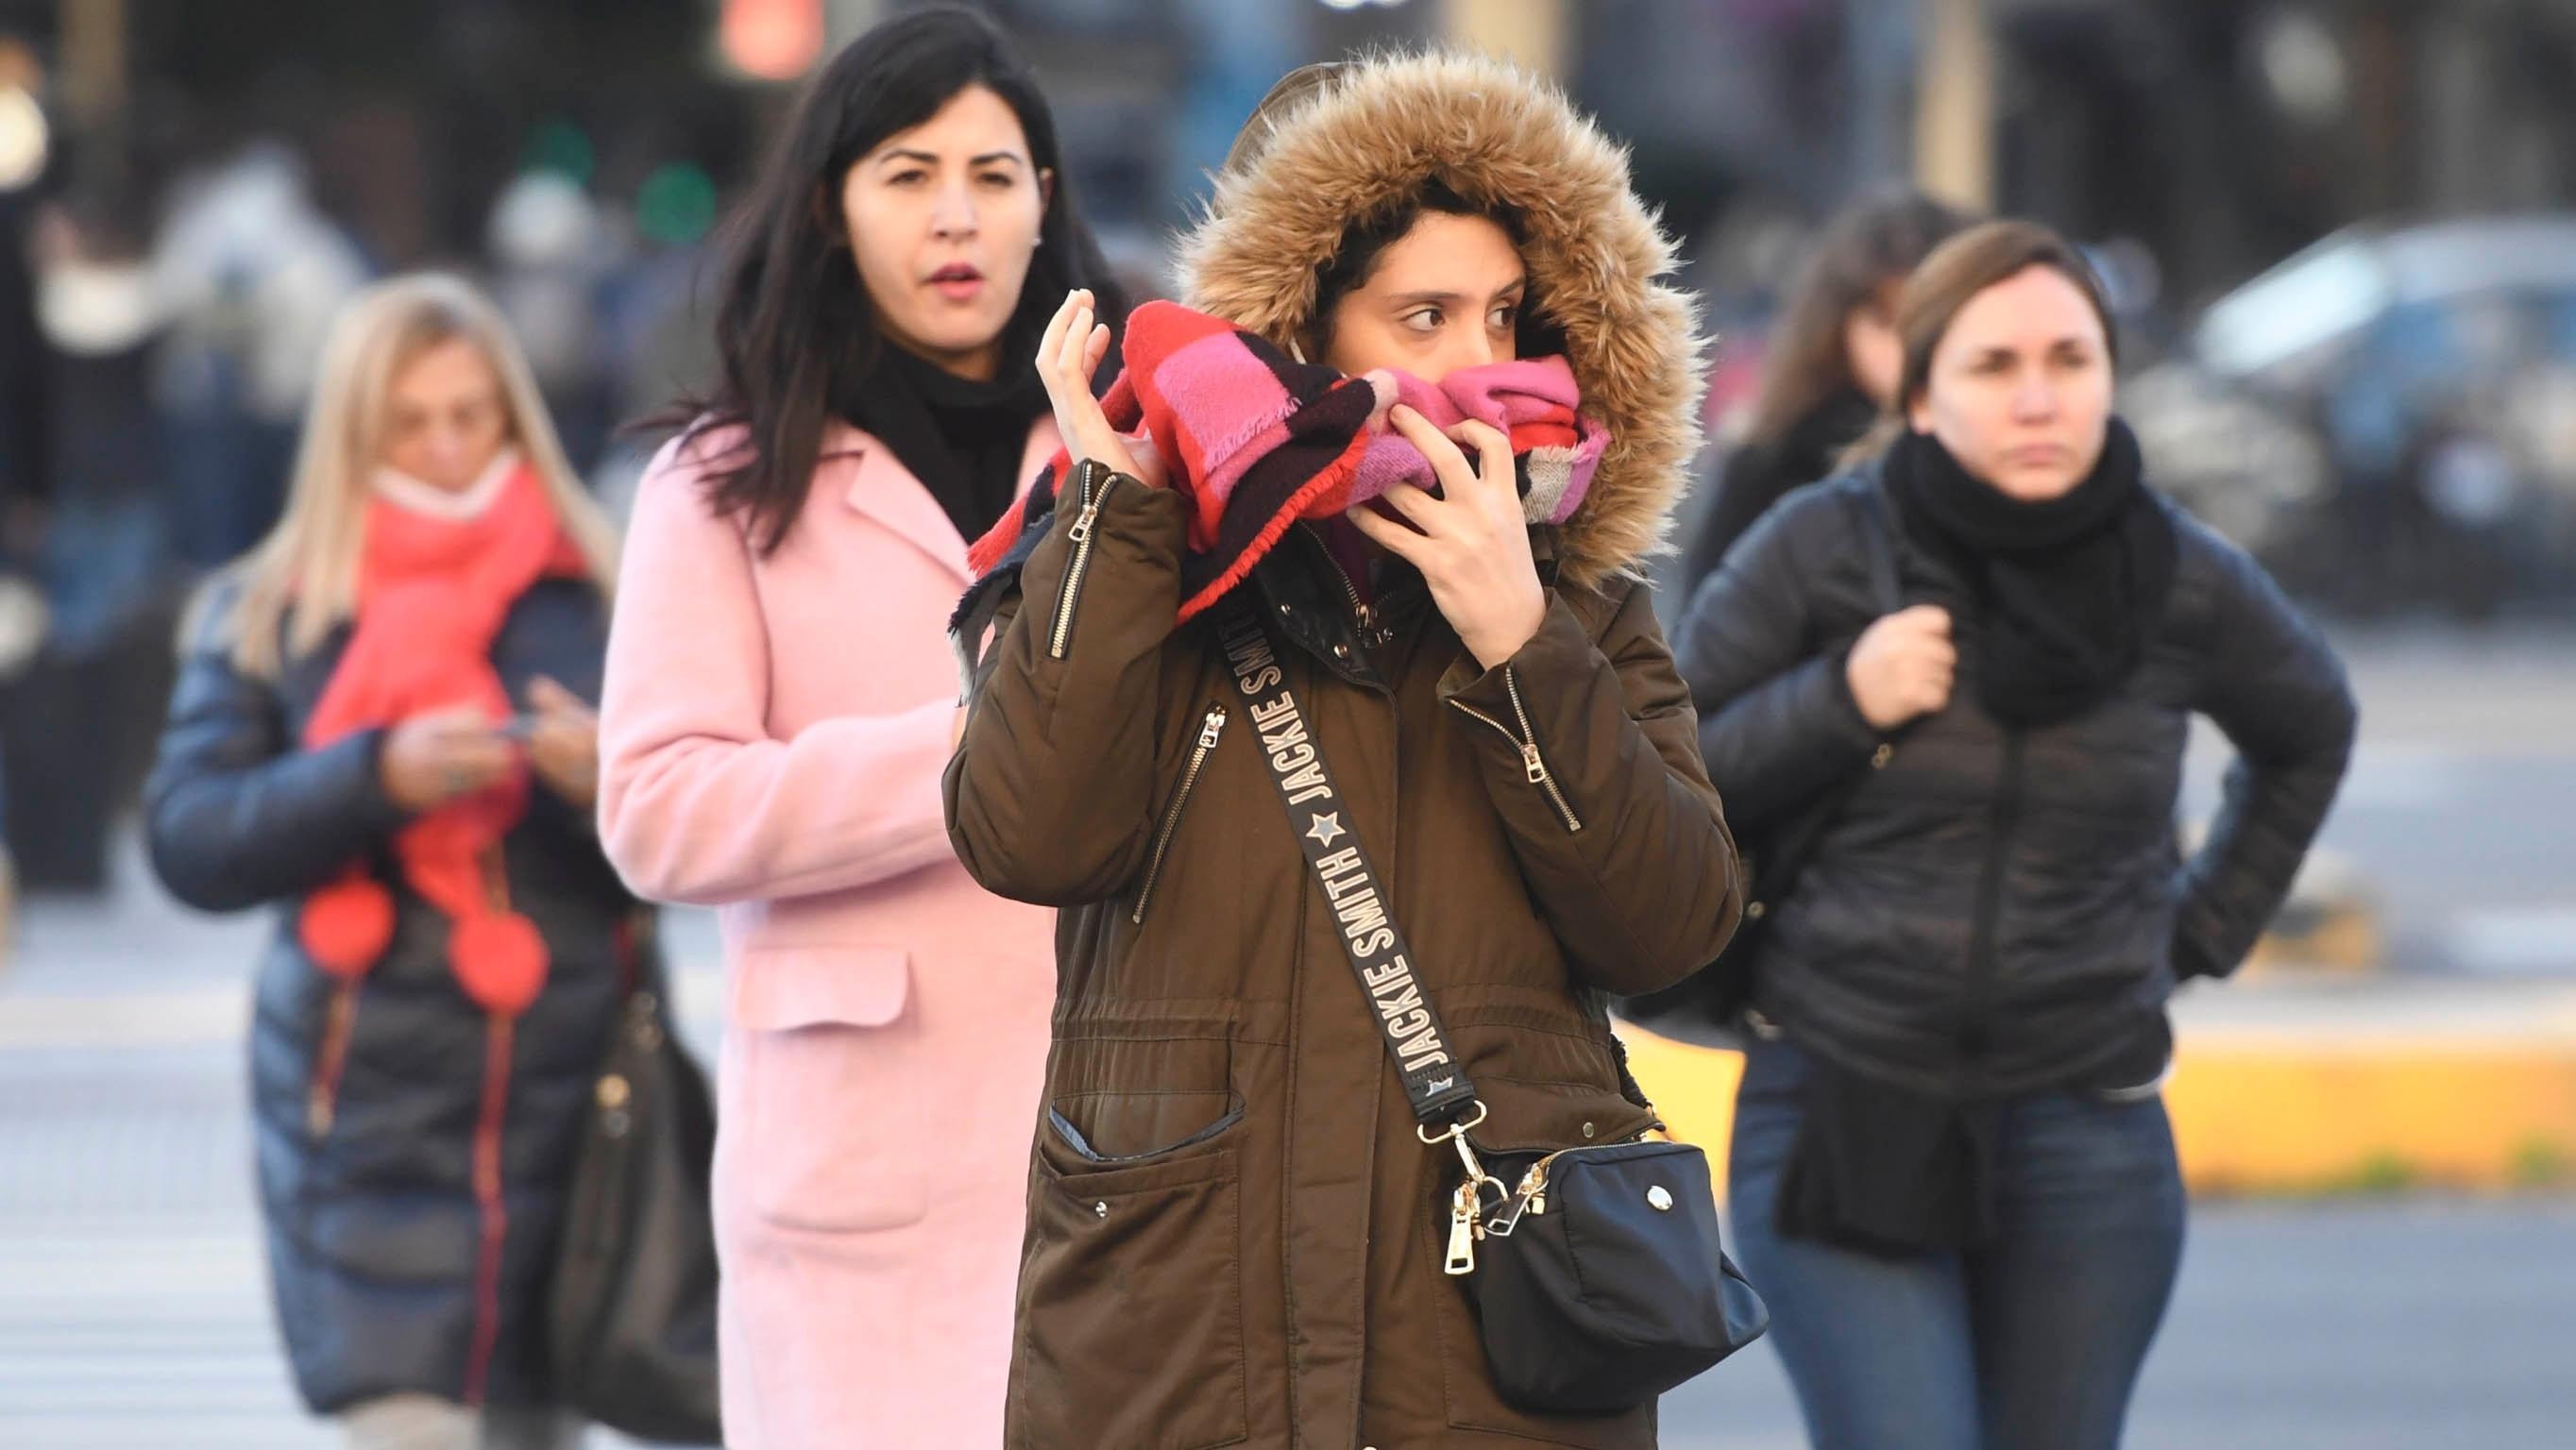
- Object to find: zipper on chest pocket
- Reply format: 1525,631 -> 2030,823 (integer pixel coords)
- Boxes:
1048,461 -> 1115,660
1130,705 -> 1229,924
1448,666 -> 1582,833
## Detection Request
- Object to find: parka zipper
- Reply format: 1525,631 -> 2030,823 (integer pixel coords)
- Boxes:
1307,524 -> 1394,651
461,1013 -> 514,1407
306,981 -> 360,1138
1048,460 -> 1116,660
1130,706 -> 1229,924
461,845 -> 518,1408
1448,666 -> 1582,833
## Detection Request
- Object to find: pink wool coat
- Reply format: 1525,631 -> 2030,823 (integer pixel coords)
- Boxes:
598,421 -> 1059,1448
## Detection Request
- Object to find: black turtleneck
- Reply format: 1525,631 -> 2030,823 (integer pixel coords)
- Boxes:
834,343 -> 1050,546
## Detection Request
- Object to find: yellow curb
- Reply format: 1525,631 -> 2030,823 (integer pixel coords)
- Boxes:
2169,1037 -> 2576,1192
1618,1026 -> 2576,1195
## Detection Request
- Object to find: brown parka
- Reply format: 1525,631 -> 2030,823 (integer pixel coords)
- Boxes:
944,51 -> 1744,1450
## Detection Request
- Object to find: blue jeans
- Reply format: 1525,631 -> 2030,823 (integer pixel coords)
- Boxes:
1728,1037 -> 2185,1450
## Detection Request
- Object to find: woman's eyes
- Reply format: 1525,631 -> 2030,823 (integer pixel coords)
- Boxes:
1400,304 -> 1517,335
1969,348 -> 2097,377
884,169 -> 1018,191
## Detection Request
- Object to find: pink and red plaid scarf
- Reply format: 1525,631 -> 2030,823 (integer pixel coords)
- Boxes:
965,299 -> 1607,623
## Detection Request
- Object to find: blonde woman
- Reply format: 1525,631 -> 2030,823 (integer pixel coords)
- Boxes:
144,275 -> 632,1450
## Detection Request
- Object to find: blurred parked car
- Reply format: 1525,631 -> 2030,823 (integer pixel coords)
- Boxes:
2167,215 -> 2576,617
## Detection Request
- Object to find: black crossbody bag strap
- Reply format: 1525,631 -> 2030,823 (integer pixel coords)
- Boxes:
1212,597 -> 1482,1132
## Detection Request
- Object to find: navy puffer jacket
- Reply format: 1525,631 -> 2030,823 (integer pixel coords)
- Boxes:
145,578 -> 634,1413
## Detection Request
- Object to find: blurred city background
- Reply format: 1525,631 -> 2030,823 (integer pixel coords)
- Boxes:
0,0 -> 2571,1445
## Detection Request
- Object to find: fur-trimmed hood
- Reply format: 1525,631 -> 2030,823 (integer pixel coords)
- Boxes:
1176,50 -> 1705,585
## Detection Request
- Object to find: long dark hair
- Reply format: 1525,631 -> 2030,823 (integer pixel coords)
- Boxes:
1747,190 -> 1973,449
672,7 -> 1126,554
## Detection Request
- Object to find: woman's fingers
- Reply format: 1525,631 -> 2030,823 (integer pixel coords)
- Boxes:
1083,321 -> 1110,380
1056,298 -> 1093,383
1388,405 -> 1476,497
1348,503 -> 1432,565
1038,290 -> 1133,475
1036,292 -> 1077,390
524,675 -> 592,722
442,739 -> 517,789
1374,481 -> 1443,533
1449,419 -> 1515,502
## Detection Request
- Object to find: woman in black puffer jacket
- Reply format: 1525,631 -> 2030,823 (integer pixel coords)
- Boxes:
1674,222 -> 2354,1450
145,276 -> 641,1449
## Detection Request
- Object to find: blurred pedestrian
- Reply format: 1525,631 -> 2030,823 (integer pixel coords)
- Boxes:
1679,191 -> 1974,588
144,274 -> 631,1450
486,171 -> 616,473
1675,221 -> 2357,1450
0,180 -> 177,898
0,143 -> 44,949
149,140 -> 368,566
944,52 -> 1742,1446
591,9 -> 1124,1445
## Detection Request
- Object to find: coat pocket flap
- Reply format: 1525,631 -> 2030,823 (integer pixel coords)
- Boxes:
732,946 -> 910,1029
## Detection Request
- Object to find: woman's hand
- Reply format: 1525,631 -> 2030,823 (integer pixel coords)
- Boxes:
1037,289 -> 1164,489
380,707 -> 516,813
522,676 -> 601,810
1845,605 -> 1957,731
1349,408 -> 1546,669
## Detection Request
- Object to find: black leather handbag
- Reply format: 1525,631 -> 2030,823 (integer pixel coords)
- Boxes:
1217,600 -> 1768,1414
546,936 -> 723,1445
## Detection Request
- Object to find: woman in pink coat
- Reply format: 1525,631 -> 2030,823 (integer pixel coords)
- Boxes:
595,11 -> 1128,1445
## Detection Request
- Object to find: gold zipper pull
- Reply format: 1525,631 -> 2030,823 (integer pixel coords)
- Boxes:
1521,1154 -> 1560,1215
1065,462 -> 1108,543
1446,1182 -> 1480,1276
1198,709 -> 1226,749
1065,499 -> 1101,546
1521,743 -> 1548,784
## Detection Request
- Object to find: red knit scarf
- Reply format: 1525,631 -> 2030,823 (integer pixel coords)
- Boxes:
296,460 -> 587,1017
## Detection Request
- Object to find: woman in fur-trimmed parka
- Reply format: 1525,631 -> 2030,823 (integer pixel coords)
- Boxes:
945,51 -> 1743,1448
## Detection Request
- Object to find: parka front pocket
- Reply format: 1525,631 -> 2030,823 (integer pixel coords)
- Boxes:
1014,1135 -> 1248,1450
1049,1093 -> 1244,1164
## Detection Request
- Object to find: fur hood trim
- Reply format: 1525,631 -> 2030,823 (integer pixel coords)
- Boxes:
1175,50 -> 1705,582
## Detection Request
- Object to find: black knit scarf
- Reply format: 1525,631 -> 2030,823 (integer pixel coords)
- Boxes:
834,342 -> 1048,546
1883,420 -> 2178,729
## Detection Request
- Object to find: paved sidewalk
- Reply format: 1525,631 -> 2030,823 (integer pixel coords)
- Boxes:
6,622 -> 2571,1442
